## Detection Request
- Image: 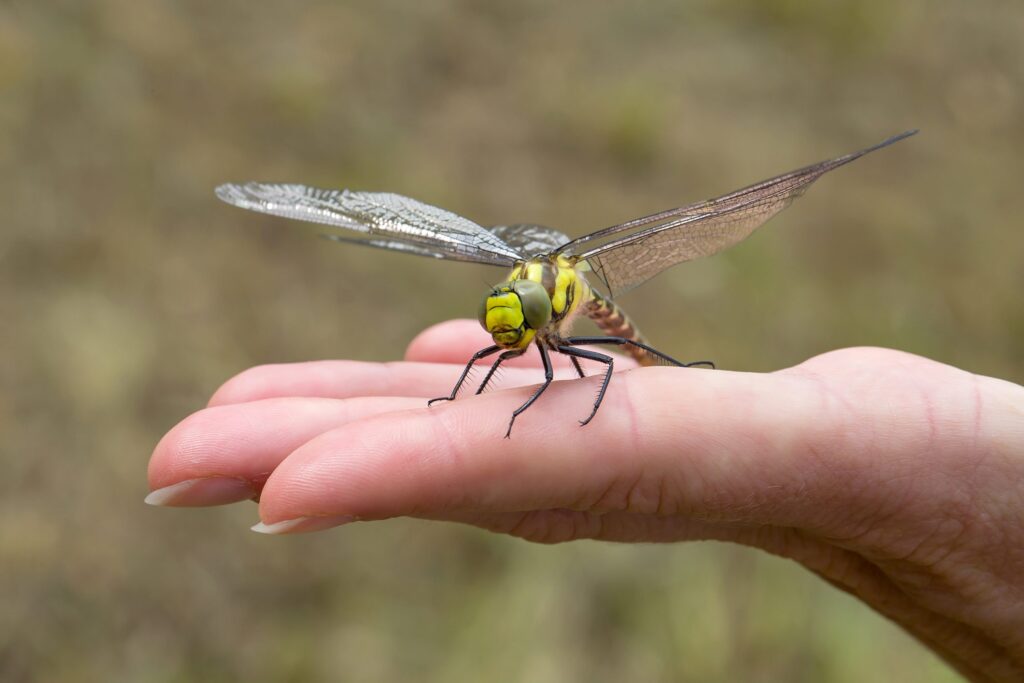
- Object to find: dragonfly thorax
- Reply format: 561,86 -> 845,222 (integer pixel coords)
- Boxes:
479,254 -> 591,351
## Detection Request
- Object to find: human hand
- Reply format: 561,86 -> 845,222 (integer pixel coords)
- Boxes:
147,320 -> 1024,682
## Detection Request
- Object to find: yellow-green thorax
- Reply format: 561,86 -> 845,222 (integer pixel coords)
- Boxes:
479,254 -> 592,351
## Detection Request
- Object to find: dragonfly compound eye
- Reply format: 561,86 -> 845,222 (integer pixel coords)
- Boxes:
479,282 -> 520,333
477,295 -> 490,331
512,279 -> 552,330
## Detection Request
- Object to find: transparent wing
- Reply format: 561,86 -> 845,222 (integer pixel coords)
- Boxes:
488,224 -> 571,258
320,234 -> 502,262
215,183 -> 523,267
564,131 -> 917,297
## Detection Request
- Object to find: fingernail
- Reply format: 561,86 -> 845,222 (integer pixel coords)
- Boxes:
250,514 -> 356,535
144,477 -> 255,507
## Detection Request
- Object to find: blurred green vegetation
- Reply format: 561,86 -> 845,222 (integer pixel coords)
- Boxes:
2,1 -> 1021,681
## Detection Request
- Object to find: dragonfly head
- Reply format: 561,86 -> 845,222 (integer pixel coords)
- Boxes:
479,279 -> 552,350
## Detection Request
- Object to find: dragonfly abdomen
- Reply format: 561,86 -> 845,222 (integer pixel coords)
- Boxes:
581,291 -> 655,366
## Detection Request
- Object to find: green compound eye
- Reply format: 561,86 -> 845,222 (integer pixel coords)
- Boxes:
477,293 -> 490,330
513,279 -> 552,330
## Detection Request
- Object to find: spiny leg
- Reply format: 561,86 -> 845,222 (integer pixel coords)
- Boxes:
556,345 -> 614,426
427,344 -> 501,406
565,336 -> 714,369
475,349 -> 526,395
504,343 -> 554,439
569,355 -> 586,379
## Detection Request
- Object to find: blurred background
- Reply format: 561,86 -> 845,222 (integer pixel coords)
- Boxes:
2,1 -> 1021,681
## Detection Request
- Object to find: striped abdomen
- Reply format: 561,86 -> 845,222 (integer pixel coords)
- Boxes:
581,290 -> 656,366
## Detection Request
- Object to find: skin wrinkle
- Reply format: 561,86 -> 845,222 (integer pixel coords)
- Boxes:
910,500 -> 976,569
622,370 -> 704,520
798,381 -> 942,538
464,379 -> 613,509
562,371 -> 649,514
421,405 -> 485,515
618,367 -> 644,467
656,468 -> 670,517
159,408 -> 268,482
967,371 -> 986,460
795,370 -> 860,469
518,509 -> 581,545
630,368 -> 815,524
818,482 -> 930,553
878,511 -> 1024,649
259,412 -> 385,521
621,470 -> 651,514
704,387 -> 817,524
386,416 -> 455,516
580,473 -> 620,513
635,370 -> 759,521
796,510 -> 1024,676
783,363 -> 857,418
821,375 -> 1024,635
920,377 -> 940,451
768,376 -> 857,530
747,378 -> 827,516
565,510 -> 597,544
575,509 -> 606,542
942,416 -> 1015,604
506,510 -> 537,541
886,517 -> 972,591
811,518 -> 995,618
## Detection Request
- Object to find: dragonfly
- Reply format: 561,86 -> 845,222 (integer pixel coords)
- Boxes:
216,130 -> 916,437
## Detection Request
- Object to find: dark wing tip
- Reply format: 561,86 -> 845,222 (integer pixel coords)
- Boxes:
873,129 -> 919,150
849,129 -> 919,161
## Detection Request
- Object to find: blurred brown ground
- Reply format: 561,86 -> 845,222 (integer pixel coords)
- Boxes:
1,1 -> 1021,681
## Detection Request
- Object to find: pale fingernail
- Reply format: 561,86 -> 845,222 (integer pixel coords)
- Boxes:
144,477 -> 255,507
250,514 -> 356,535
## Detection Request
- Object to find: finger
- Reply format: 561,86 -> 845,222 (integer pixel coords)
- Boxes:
208,359 -> 586,407
146,396 -> 423,506
403,319 -> 496,364
405,319 -> 641,370
210,360 -> 463,406
250,367 -> 850,534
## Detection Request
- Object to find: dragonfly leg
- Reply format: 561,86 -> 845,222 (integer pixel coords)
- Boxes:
565,336 -> 714,369
504,344 -> 554,439
428,344 -> 502,406
475,349 -> 526,395
569,355 -> 586,379
556,345 -> 614,426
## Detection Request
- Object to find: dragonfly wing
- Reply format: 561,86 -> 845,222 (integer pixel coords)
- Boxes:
321,234 -> 506,262
216,183 -> 523,267
566,131 -> 917,297
581,201 -> 794,297
488,224 -> 571,258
